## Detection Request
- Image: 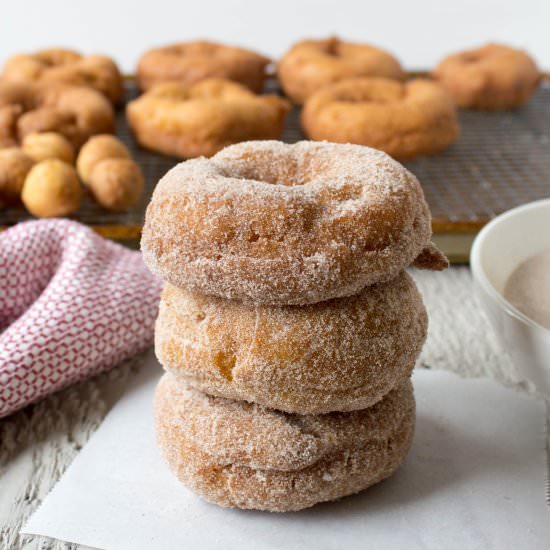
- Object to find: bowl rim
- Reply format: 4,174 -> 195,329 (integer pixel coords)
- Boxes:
470,198 -> 550,336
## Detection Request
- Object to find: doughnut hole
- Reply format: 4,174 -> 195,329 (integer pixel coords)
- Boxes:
0,148 -> 35,204
87,158 -> 144,212
77,134 -> 131,184
21,159 -> 81,217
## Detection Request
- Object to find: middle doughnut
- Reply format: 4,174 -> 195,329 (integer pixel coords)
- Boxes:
155,271 -> 427,415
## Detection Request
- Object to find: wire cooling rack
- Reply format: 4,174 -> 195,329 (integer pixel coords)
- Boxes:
1,78 -> 549,238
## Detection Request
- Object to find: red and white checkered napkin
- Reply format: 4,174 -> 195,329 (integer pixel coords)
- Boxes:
0,219 -> 162,418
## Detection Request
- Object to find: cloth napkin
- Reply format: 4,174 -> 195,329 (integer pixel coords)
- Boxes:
0,219 -> 162,418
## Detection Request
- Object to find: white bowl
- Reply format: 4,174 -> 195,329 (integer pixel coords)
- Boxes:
471,198 -> 550,395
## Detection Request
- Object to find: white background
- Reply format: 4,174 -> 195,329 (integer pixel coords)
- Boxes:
0,0 -> 548,73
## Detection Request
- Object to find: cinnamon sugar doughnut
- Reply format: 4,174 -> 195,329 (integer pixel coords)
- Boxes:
137,40 -> 270,92
156,271 -> 426,414
2,48 -> 124,103
278,37 -> 405,104
433,43 -> 540,110
126,79 -> 290,159
302,77 -> 459,160
0,81 -> 114,149
154,373 -> 415,512
141,140 -> 448,305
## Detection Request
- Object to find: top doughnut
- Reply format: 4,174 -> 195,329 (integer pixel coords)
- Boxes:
1,48 -> 123,103
278,37 -> 405,104
137,40 -> 270,92
433,43 -> 540,110
141,140 -> 447,305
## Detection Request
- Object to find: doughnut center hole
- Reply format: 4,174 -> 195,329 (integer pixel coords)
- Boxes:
462,53 -> 482,64
337,88 -> 404,104
324,39 -> 343,58
223,155 -> 317,187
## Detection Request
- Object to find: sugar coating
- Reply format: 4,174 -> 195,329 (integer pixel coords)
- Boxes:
154,373 -> 415,512
141,140 -> 447,305
155,271 -> 427,414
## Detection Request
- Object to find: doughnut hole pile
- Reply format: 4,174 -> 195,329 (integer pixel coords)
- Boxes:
142,140 -> 448,512
0,131 -> 144,217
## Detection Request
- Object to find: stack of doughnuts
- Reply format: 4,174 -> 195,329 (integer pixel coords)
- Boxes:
142,140 -> 448,512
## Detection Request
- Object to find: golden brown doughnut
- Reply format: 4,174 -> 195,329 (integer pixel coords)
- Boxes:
278,37 -> 405,104
126,79 -> 290,159
77,134 -> 131,184
141,140 -> 448,306
156,271 -> 426,414
0,147 -> 35,205
0,81 -> 115,149
88,158 -> 144,212
2,48 -> 124,103
137,40 -> 270,92
154,373 -> 415,512
302,77 -> 460,160
433,43 -> 540,110
21,159 -> 81,217
21,132 -> 75,164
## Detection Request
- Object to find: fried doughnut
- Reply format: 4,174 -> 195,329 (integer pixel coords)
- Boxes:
302,77 -> 459,160
0,81 -> 114,149
156,271 -> 426,414
0,148 -> 34,205
433,43 -> 540,110
141,140 -> 448,305
2,48 -> 123,103
137,40 -> 270,92
88,158 -> 144,212
77,134 -> 131,184
21,159 -> 81,217
21,132 -> 75,164
154,373 -> 415,512
278,37 -> 405,104
126,79 -> 290,159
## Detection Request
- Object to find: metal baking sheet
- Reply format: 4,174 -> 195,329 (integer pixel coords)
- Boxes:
2,78 -> 549,238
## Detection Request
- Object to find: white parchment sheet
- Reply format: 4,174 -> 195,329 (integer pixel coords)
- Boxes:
23,353 -> 549,550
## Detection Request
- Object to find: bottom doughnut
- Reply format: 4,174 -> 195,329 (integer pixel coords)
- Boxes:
154,373 -> 415,512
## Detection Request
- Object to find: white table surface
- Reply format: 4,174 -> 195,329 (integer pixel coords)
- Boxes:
0,0 -> 548,72
1,266 -> 547,549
